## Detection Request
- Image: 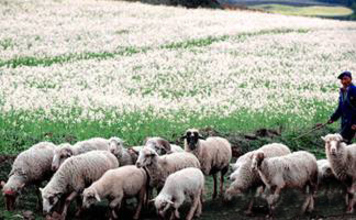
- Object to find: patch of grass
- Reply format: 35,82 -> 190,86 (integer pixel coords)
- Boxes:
0,101 -> 337,155
0,46 -> 146,68
251,4 -> 354,17
0,38 -> 14,50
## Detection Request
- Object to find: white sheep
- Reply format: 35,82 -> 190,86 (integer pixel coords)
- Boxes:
251,151 -> 318,217
322,133 -> 356,213
82,165 -> 147,220
41,150 -> 119,219
144,137 -> 184,155
153,167 -> 204,220
109,137 -> 137,166
317,159 -> 340,197
183,128 -> 232,199
224,143 -> 291,214
135,147 -> 200,191
1,141 -> 57,211
51,137 -> 118,171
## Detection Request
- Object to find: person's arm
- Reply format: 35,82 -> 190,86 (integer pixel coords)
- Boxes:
329,95 -> 342,123
348,87 -> 356,128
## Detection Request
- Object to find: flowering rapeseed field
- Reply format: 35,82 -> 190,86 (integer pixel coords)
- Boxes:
0,0 -> 356,152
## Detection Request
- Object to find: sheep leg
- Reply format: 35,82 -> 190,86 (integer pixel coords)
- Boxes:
219,166 -> 228,197
109,196 -> 123,220
212,173 -> 217,199
266,186 -> 281,219
186,194 -> 200,220
61,191 -> 78,220
174,208 -> 180,219
346,183 -> 356,213
245,198 -> 255,216
75,196 -> 83,217
133,186 -> 146,220
35,186 -> 42,210
195,189 -> 204,217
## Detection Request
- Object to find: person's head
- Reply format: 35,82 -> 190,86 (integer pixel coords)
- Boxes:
338,71 -> 352,88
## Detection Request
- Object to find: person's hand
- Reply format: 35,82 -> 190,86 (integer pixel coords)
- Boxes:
327,119 -> 334,124
351,124 -> 356,130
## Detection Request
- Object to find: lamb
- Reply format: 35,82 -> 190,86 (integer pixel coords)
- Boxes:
51,137 -> 120,171
317,159 -> 339,196
251,151 -> 318,217
144,137 -> 184,155
183,128 -> 232,199
322,133 -> 356,213
1,141 -> 57,211
109,137 -> 137,166
224,143 -> 291,214
41,150 -> 119,219
82,165 -> 147,220
135,147 -> 200,191
153,167 -> 204,220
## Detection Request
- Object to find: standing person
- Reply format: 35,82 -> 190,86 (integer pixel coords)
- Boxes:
328,71 -> 356,144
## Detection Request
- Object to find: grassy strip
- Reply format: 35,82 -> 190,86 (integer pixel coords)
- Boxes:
162,28 -> 308,49
0,105 -> 336,156
0,28 -> 309,68
0,46 -> 146,68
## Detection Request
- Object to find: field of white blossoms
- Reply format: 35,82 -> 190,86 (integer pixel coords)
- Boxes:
0,0 -> 356,152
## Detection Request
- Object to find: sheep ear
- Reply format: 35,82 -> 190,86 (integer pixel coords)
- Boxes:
166,199 -> 174,205
321,136 -> 326,141
198,134 -> 204,139
180,135 -> 187,140
159,139 -> 171,151
39,188 -> 43,193
229,163 -> 234,168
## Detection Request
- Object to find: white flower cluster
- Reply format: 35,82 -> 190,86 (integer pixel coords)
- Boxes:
0,0 -> 355,122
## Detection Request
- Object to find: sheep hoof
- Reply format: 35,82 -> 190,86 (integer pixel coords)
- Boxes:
244,210 -> 254,216
346,207 -> 354,214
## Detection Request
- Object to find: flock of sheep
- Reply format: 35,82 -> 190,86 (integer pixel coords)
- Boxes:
1,129 -> 356,220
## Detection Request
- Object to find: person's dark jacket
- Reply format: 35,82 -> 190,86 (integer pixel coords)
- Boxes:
330,83 -> 356,128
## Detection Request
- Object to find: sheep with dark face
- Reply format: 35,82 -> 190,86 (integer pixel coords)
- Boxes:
322,133 -> 356,213
183,128 -> 232,199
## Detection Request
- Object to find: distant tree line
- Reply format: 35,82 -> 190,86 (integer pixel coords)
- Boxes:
139,0 -> 220,8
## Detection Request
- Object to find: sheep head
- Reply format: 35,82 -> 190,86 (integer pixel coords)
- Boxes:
109,137 -> 124,157
153,196 -> 175,219
321,133 -> 344,156
182,129 -> 203,151
145,137 -> 171,155
40,188 -> 62,214
223,185 -> 242,202
52,143 -> 73,171
251,151 -> 265,171
2,176 -> 25,211
136,147 -> 158,168
82,188 -> 101,209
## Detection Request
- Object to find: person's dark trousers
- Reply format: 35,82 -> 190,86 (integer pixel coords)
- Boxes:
340,124 -> 356,144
